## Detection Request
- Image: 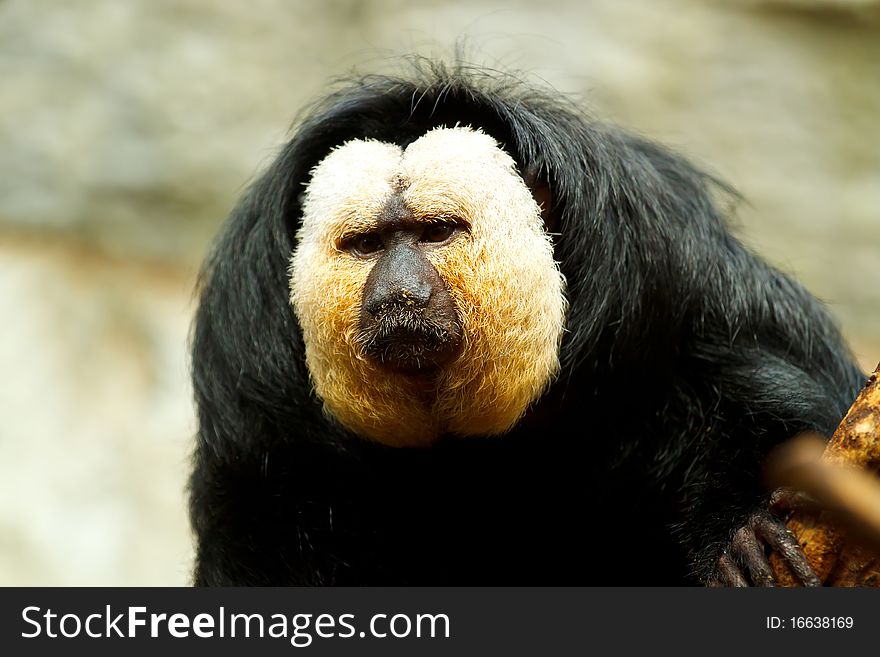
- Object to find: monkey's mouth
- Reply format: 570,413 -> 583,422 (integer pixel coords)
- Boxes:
358,314 -> 462,374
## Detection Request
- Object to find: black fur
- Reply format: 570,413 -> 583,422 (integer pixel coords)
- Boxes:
189,61 -> 865,585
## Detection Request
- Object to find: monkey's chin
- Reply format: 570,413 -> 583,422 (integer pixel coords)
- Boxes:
361,323 -> 463,376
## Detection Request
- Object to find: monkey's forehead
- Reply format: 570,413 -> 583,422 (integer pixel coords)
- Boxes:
298,126 -> 524,238
313,125 -> 513,175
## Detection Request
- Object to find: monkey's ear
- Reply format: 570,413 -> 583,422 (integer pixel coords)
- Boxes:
522,165 -> 558,235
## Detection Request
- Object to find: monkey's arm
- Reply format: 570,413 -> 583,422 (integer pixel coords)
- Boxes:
673,317 -> 864,586
190,433 -> 394,586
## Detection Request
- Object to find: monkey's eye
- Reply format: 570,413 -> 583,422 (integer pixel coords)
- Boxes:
350,233 -> 384,256
421,223 -> 456,244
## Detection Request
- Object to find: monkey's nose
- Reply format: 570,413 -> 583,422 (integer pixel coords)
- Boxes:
365,283 -> 431,316
396,283 -> 432,308
361,242 -> 437,317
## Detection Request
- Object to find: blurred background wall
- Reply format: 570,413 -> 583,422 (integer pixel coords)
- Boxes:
1,0 -> 878,585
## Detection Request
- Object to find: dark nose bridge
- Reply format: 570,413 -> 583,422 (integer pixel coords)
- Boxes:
363,244 -> 433,315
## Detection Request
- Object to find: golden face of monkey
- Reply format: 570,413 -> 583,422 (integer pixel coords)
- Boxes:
290,127 -> 567,447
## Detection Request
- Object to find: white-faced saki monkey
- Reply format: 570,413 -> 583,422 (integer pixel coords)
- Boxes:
189,61 -> 865,586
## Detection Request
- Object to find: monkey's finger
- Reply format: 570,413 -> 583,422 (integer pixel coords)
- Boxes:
769,487 -> 819,516
731,525 -> 775,587
716,552 -> 749,587
751,513 -> 821,587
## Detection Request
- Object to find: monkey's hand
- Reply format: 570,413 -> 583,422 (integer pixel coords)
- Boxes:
709,491 -> 821,587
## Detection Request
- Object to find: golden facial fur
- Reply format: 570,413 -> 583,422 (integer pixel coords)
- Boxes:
290,127 -> 567,447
